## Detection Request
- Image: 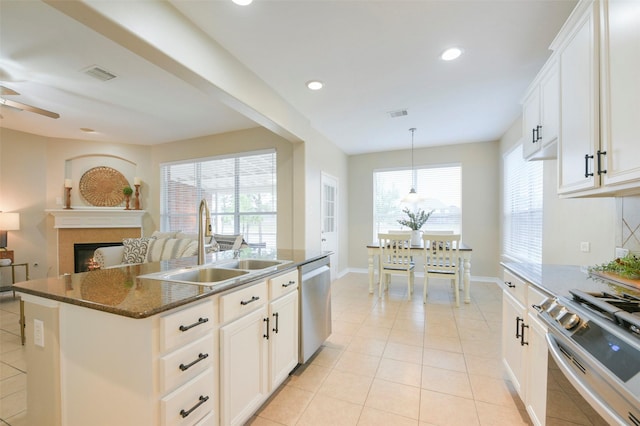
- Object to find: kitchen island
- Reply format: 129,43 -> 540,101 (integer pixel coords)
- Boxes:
13,248 -> 330,426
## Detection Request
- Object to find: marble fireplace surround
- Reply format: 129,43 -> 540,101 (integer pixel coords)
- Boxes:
47,209 -> 145,275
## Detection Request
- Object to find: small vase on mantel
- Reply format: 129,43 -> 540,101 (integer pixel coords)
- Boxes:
411,230 -> 422,246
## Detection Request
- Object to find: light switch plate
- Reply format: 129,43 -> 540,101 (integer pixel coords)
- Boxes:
580,242 -> 590,253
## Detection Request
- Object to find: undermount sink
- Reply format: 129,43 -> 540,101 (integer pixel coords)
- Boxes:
140,267 -> 250,286
218,259 -> 289,270
138,259 -> 290,287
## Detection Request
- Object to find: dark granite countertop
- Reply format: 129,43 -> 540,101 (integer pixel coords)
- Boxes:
500,262 -> 640,299
13,248 -> 330,319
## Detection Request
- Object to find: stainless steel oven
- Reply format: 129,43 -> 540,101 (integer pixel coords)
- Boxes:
536,290 -> 640,425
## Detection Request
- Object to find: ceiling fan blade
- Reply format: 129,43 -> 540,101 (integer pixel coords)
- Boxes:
0,98 -> 60,119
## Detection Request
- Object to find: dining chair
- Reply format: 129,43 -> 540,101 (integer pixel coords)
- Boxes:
422,233 -> 461,306
378,233 -> 415,300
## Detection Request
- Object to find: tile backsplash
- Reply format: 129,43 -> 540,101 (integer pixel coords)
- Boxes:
617,195 -> 640,254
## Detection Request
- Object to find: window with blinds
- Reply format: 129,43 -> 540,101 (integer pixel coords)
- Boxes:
503,145 -> 542,263
373,164 -> 462,239
160,149 -> 277,249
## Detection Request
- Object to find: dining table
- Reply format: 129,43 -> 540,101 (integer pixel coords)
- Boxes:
366,241 -> 473,303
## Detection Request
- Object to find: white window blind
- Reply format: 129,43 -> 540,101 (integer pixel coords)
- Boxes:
160,150 -> 277,249
503,146 -> 542,263
373,165 -> 462,239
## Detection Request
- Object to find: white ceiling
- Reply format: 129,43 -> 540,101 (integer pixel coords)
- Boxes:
0,0 -> 577,155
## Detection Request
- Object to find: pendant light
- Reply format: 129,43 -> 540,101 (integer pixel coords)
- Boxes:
402,128 -> 423,203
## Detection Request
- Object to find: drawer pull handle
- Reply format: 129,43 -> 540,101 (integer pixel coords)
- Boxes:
505,281 -> 515,288
282,280 -> 296,288
179,317 -> 209,332
272,312 -> 279,334
180,395 -> 209,418
520,322 -> 529,346
179,353 -> 209,371
264,317 -> 270,340
240,296 -> 260,306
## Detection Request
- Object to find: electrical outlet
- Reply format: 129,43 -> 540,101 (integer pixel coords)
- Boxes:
580,242 -> 590,253
615,247 -> 629,258
34,319 -> 44,347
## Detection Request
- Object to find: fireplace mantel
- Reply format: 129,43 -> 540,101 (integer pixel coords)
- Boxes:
46,208 -> 146,229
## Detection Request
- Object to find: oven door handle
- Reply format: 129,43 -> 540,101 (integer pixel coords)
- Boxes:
545,333 -> 627,425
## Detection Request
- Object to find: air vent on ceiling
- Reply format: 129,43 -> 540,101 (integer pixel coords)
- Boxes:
83,65 -> 117,82
388,109 -> 408,118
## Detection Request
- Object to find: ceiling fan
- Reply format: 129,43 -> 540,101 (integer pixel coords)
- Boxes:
0,85 -> 60,119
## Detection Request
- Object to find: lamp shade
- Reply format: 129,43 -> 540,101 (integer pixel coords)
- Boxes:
0,212 -> 20,231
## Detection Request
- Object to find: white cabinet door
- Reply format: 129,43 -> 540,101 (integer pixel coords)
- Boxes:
523,60 -> 559,161
502,290 -> 526,399
539,61 -> 559,149
558,2 -> 600,194
220,306 -> 268,426
269,290 -> 299,391
600,0 -> 640,187
525,312 -> 548,426
522,87 -> 542,159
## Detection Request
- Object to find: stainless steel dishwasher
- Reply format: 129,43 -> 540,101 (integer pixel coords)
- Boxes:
298,256 -> 332,363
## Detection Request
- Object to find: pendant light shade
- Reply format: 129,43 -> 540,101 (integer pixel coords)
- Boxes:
401,128 -> 424,203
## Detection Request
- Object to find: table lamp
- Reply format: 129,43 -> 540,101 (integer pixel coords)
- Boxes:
0,212 -> 20,249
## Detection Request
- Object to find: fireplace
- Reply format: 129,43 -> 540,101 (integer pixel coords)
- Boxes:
47,209 -> 145,275
74,242 -> 122,273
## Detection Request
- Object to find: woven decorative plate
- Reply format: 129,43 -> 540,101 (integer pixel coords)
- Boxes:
80,269 -> 130,306
79,166 -> 129,207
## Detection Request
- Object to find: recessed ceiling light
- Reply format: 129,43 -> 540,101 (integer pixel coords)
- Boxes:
441,47 -> 463,61
232,0 -> 253,5
306,80 -> 324,90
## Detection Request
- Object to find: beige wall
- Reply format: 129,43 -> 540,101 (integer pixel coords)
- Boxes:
348,140 -> 500,278
499,118 -> 617,267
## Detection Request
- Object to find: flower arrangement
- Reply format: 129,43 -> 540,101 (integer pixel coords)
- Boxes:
397,207 -> 433,231
589,253 -> 640,279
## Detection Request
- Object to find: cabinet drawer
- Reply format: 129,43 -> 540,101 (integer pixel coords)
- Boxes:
527,285 -> 550,315
220,281 -> 267,324
194,411 -> 216,426
160,334 -> 214,394
160,300 -> 215,353
161,368 -> 215,426
268,269 -> 298,300
502,270 -> 527,306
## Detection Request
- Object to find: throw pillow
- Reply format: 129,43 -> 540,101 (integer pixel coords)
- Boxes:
179,240 -> 199,258
151,230 -> 179,239
122,237 -> 153,264
146,238 -> 196,262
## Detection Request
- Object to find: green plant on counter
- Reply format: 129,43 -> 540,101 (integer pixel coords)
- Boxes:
589,253 -> 640,279
123,186 -> 133,196
397,207 -> 433,231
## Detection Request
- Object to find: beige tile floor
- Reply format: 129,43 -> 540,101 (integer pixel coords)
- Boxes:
0,273 -> 531,426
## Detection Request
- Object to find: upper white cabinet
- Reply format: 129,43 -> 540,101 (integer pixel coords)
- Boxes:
522,60 -> 559,160
556,0 -> 600,194
555,0 -> 640,196
599,0 -> 640,187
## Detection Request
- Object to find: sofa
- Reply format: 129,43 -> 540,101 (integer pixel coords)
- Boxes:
93,231 -> 246,269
